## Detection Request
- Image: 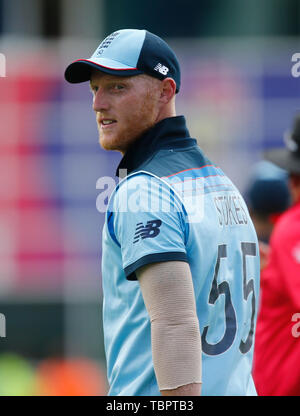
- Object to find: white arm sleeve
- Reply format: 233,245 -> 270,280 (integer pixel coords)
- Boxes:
136,261 -> 202,391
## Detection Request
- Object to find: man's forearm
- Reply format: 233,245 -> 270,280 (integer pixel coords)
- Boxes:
137,261 -> 202,395
150,318 -> 202,395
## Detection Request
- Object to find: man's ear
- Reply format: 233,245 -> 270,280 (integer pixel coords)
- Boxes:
159,77 -> 176,104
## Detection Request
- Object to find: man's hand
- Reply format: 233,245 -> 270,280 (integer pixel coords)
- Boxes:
161,382 -> 201,396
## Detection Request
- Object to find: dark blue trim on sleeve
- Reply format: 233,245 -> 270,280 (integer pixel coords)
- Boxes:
107,210 -> 121,247
125,251 -> 188,281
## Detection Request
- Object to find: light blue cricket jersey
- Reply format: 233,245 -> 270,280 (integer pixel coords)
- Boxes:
101,116 -> 260,396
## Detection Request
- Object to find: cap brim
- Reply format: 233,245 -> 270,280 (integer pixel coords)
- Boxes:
64,59 -> 143,83
264,148 -> 300,174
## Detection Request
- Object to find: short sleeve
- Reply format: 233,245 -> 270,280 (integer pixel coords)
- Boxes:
108,173 -> 189,280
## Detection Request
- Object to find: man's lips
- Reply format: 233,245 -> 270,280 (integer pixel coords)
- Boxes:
98,118 -> 117,128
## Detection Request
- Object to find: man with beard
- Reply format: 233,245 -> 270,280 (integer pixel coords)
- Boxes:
65,29 -> 260,396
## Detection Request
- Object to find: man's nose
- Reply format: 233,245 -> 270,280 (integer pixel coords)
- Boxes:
92,88 -> 110,112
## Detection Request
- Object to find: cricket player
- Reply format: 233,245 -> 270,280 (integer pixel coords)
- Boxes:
65,29 -> 260,396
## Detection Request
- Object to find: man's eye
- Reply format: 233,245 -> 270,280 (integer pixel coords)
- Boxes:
90,86 -> 98,94
113,84 -> 124,90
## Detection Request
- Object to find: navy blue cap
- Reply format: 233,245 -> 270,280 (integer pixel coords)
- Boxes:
244,161 -> 290,215
64,29 -> 181,93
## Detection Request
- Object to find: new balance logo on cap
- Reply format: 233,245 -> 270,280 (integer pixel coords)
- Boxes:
133,219 -> 162,243
154,63 -> 169,76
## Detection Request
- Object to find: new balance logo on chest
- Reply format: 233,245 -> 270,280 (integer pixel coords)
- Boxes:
154,63 -> 169,75
133,219 -> 162,243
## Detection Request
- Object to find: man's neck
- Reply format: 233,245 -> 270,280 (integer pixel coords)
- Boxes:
120,112 -> 177,156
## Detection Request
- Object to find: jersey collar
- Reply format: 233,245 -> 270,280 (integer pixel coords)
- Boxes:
116,115 -> 196,177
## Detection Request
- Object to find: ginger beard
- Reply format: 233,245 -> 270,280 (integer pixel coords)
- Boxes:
95,75 -> 161,154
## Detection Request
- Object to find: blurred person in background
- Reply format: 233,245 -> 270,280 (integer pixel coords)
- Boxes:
65,29 -> 260,396
253,114 -> 300,396
244,161 -> 290,269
